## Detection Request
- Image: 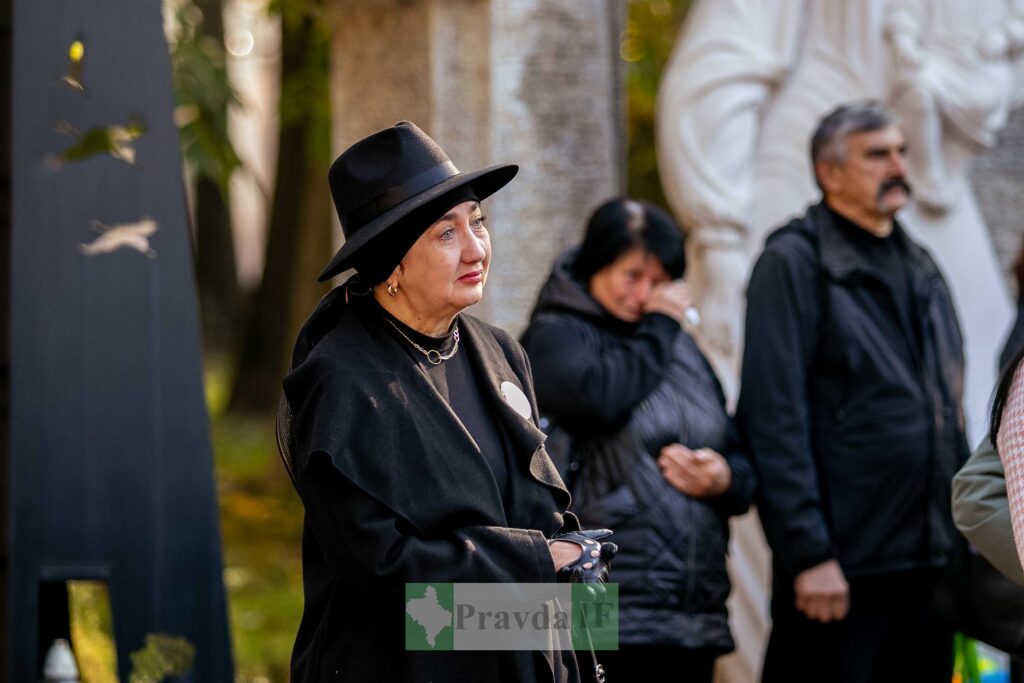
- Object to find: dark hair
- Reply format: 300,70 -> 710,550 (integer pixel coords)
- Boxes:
571,199 -> 686,282
810,100 -> 899,190
1013,237 -> 1024,302
354,185 -> 479,285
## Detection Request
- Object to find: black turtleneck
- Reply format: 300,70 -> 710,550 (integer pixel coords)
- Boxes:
368,297 -> 511,507
828,205 -> 922,353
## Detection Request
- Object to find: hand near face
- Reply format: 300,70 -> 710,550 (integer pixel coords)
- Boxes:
657,443 -> 731,497
793,559 -> 849,623
644,281 -> 693,326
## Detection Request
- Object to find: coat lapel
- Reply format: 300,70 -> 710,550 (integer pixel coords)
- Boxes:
381,326 -> 510,522
459,317 -> 571,500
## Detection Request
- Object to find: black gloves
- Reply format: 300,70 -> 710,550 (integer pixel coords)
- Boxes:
550,529 -> 618,584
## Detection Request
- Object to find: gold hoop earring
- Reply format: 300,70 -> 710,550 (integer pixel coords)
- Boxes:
387,282 -> 398,297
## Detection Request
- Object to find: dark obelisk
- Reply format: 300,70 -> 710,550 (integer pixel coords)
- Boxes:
4,0 -> 233,679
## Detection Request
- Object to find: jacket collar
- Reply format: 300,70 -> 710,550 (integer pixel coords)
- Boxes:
812,201 -> 937,285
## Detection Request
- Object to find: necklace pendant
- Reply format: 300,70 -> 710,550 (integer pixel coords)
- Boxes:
426,350 -> 443,365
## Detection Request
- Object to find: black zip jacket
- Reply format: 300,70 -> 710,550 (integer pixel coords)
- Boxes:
737,202 -> 970,580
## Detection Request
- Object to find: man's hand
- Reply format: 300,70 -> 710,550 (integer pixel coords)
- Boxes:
794,559 -> 849,623
657,444 -> 732,497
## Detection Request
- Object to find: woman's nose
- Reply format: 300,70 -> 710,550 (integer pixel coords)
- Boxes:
462,225 -> 487,262
636,280 -> 654,304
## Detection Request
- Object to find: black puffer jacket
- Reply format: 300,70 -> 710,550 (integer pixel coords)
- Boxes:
521,250 -> 756,652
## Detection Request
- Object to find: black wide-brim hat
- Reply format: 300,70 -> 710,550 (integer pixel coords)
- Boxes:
318,121 -> 518,282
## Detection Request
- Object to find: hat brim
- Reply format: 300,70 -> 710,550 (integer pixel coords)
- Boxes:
317,163 -> 519,282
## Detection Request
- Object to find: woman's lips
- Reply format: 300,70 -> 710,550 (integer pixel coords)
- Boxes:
458,270 -> 484,283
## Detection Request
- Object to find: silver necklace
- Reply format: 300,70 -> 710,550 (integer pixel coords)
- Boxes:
386,318 -> 460,365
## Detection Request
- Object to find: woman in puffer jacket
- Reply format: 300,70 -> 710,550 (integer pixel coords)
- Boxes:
521,198 -> 756,682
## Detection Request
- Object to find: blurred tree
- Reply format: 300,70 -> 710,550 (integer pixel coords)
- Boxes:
625,0 -> 689,208
168,0 -> 244,353
227,0 -> 331,414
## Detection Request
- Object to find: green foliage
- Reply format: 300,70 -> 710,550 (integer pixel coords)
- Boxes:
128,634 -> 195,683
54,117 -> 147,166
268,0 -> 332,164
625,0 -> 690,207
214,411 -> 304,682
953,633 -> 981,683
167,2 -> 243,195
206,353 -> 303,681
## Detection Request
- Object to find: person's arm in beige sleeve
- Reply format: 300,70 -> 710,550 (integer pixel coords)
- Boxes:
953,438 -> 1024,585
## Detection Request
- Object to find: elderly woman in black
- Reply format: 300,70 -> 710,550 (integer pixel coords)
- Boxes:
522,199 -> 756,682
278,122 -> 611,682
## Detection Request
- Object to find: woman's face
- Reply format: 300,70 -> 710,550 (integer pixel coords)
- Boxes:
394,200 -> 490,325
588,247 -> 670,323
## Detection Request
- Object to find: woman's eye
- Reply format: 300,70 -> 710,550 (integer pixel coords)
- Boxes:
440,227 -> 455,240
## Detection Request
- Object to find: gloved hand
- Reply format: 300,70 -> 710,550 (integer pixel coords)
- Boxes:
549,529 -> 618,584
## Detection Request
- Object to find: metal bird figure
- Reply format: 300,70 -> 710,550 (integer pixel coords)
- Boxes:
80,218 -> 158,258
51,116 -> 146,167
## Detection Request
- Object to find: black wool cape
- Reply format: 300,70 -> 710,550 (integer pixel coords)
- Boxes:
280,281 -> 582,682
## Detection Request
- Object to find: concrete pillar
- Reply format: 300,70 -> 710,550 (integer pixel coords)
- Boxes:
330,1 -> 434,147
482,0 -> 623,332
327,0 -> 624,333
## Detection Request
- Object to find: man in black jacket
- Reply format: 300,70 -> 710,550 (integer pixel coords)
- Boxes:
737,101 -> 968,682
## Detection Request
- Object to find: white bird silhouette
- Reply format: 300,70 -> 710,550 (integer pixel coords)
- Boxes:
80,218 -> 158,258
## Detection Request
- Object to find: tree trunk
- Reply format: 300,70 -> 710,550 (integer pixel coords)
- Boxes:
227,13 -> 329,414
193,0 -> 240,353
195,175 -> 239,352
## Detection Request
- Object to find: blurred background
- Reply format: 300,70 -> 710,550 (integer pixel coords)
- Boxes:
6,0 -> 1024,680
165,0 -> 1024,679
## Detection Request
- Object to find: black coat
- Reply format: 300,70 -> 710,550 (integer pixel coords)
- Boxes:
280,281 -> 581,682
737,202 -> 970,579
521,252 -> 755,652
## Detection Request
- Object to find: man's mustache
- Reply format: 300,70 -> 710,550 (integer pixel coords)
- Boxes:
878,176 -> 913,199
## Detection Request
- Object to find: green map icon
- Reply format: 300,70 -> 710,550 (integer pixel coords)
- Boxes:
405,583 -> 454,651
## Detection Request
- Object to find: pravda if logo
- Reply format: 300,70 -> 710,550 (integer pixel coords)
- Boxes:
405,582 -> 618,652
405,583 -> 455,651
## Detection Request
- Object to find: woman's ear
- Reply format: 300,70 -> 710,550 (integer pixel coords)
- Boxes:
382,263 -> 404,297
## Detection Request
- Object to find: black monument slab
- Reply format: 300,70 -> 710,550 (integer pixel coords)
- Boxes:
7,0 -> 234,679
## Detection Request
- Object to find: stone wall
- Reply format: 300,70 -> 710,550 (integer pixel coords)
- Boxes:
973,107 -> 1024,297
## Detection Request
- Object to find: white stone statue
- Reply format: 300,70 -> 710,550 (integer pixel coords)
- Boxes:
657,1 -> 1023,680
656,0 -> 807,394
886,0 -> 1022,212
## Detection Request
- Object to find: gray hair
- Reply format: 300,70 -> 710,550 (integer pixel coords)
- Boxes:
810,100 -> 899,166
